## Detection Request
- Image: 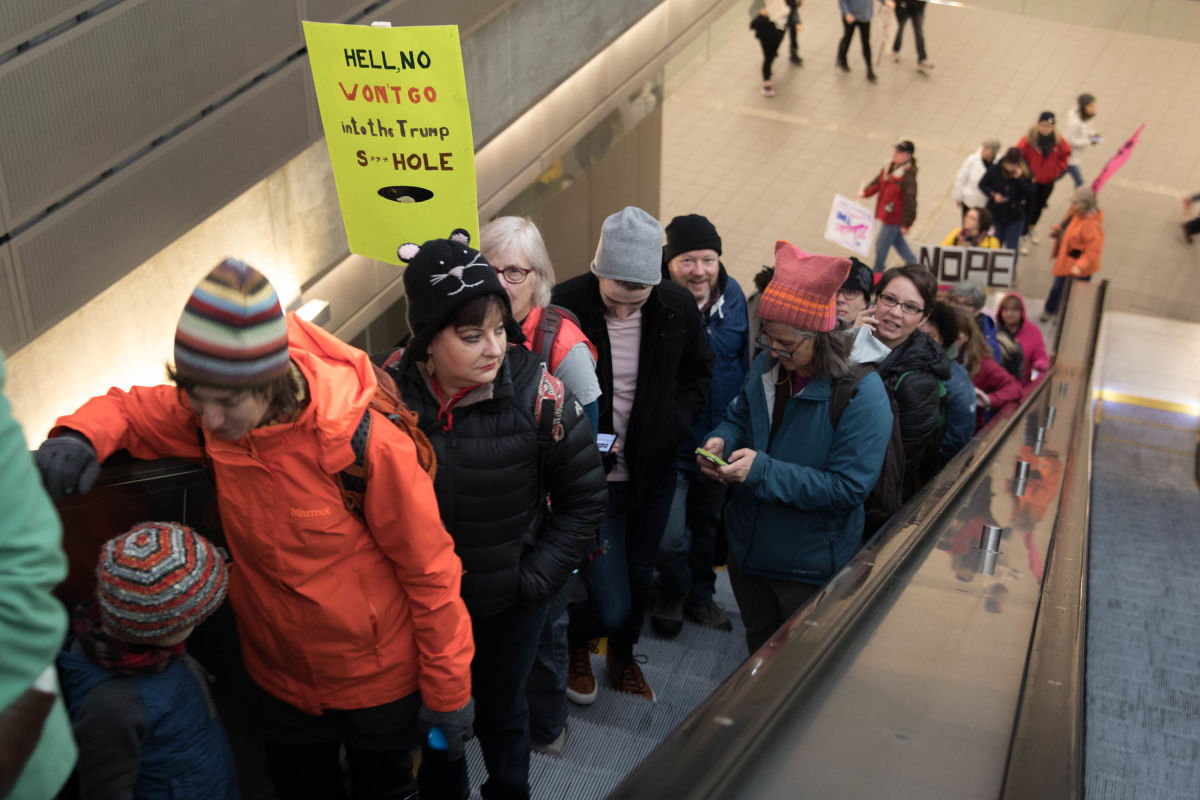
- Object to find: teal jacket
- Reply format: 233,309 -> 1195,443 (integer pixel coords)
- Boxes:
0,351 -> 76,798
708,352 -> 893,584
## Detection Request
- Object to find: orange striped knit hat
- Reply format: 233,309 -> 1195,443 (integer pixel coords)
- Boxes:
758,242 -> 851,332
174,258 -> 290,388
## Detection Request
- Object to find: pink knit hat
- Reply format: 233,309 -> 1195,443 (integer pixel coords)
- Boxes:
758,242 -> 852,332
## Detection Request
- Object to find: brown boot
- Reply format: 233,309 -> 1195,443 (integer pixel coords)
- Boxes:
605,643 -> 656,702
565,643 -> 597,705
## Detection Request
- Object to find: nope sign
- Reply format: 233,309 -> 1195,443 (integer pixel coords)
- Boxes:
916,245 -> 1017,288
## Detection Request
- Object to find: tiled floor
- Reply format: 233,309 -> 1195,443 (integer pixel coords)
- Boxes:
661,0 -> 1200,323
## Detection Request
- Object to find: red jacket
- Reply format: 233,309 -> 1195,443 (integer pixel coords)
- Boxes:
52,315 -> 474,715
862,159 -> 918,227
1017,130 -> 1071,184
972,355 -> 1023,430
520,306 -> 597,373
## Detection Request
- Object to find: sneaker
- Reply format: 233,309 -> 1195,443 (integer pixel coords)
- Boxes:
1018,236 -> 1031,255
760,85 -> 775,97
531,723 -> 569,758
606,646 -> 656,702
685,600 -> 733,631
918,60 -> 934,70
1029,231 -> 1041,245
651,593 -> 684,637
566,643 -> 597,705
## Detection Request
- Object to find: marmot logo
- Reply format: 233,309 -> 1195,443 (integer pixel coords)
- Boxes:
290,506 -> 332,518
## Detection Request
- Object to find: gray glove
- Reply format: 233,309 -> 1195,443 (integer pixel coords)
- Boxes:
34,431 -> 99,501
417,697 -> 475,760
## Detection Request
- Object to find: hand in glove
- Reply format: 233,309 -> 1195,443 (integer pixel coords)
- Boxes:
34,430 -> 99,501
417,697 -> 475,761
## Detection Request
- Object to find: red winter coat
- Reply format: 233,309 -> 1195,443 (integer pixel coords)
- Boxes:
52,315 -> 474,715
1017,129 -> 1071,184
862,159 -> 918,227
972,355 -> 1023,430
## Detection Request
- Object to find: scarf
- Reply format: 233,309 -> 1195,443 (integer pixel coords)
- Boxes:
73,598 -> 185,675
1036,132 -> 1057,156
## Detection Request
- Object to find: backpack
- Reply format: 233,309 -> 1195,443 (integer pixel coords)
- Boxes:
528,305 -> 584,373
829,363 -> 905,539
893,368 -> 949,489
338,358 -> 438,519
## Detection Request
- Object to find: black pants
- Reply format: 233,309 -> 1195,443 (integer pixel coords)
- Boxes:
837,19 -> 872,71
423,601 -> 548,800
251,686 -> 424,800
727,552 -> 821,655
760,48 -> 777,82
786,3 -> 800,57
893,4 -> 927,61
1027,181 -> 1055,230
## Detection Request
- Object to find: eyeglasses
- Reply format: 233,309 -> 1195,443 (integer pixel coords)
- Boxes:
493,266 -> 533,285
756,332 -> 813,359
876,292 -> 924,316
837,288 -> 863,300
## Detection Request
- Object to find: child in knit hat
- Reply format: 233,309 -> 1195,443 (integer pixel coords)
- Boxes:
57,521 -> 240,799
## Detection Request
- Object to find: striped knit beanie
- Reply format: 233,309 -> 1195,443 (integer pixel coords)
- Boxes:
758,242 -> 851,332
174,258 -> 290,388
97,522 -> 228,642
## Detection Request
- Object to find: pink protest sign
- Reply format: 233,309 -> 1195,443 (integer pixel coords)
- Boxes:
1090,123 -> 1145,194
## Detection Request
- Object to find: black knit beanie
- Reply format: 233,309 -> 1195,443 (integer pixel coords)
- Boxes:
399,228 -> 521,357
663,214 -> 722,263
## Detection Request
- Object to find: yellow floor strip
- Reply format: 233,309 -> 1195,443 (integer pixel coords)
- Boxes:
1094,390 -> 1200,418
1096,436 -> 1196,458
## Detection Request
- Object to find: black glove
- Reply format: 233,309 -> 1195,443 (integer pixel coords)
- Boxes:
417,697 -> 475,761
34,430 -> 99,501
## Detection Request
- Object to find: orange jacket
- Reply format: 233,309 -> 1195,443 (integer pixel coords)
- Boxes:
52,315 -> 473,715
1050,210 -> 1104,278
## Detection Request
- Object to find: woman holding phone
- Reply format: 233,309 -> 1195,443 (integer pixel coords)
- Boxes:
698,243 -> 893,653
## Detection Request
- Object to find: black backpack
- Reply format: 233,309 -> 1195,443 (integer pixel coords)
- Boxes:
829,363 -> 905,540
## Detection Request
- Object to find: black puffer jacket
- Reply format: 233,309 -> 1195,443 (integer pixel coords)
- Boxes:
876,329 -> 952,498
389,345 -> 607,619
551,274 -> 712,503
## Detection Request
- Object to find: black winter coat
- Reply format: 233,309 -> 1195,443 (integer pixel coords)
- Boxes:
389,345 -> 607,619
551,274 -> 712,502
877,330 -> 952,499
978,163 -> 1035,226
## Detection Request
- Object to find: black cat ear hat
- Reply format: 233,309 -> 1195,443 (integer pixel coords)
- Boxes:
399,228 -> 523,358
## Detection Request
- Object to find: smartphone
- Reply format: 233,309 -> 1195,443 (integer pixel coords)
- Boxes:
596,433 -> 617,453
695,446 -> 728,466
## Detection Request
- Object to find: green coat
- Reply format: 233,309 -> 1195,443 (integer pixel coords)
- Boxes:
0,351 -> 76,798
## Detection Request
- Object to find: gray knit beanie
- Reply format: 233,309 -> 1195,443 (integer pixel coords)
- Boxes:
590,206 -> 663,285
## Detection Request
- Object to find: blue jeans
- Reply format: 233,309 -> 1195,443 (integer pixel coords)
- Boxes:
569,470 -> 676,648
874,223 -> 917,273
1062,164 -> 1084,187
656,469 -> 726,606
1043,274 -> 1090,316
422,601 -> 548,800
525,575 -> 574,745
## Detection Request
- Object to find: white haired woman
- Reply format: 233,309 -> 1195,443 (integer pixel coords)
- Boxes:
479,217 -> 601,757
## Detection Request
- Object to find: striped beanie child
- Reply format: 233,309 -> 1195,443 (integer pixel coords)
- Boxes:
97,522 -> 229,642
758,242 -> 851,332
174,258 -> 290,388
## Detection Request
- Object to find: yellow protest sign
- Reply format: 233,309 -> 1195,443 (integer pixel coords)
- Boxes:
302,22 -> 477,264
